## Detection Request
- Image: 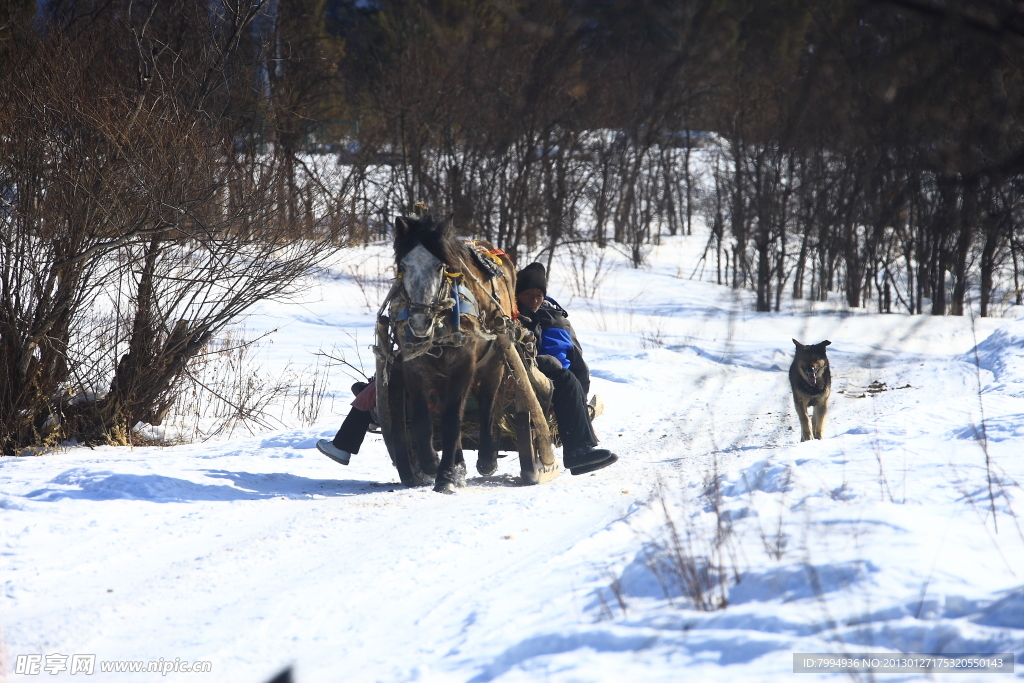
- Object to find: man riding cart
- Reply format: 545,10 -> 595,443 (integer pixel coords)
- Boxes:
512,262 -> 616,475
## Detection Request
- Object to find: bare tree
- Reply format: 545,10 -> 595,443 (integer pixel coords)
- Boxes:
0,3 -> 352,453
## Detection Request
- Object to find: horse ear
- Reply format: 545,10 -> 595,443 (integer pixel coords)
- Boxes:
438,213 -> 455,236
395,216 -> 410,240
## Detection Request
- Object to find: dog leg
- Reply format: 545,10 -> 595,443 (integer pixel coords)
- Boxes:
794,396 -> 812,442
811,401 -> 828,440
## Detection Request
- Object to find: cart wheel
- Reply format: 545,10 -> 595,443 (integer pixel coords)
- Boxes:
516,411 -> 538,485
380,363 -> 413,486
377,360 -> 430,487
516,411 -> 559,485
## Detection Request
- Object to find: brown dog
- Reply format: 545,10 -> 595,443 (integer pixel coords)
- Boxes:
790,339 -> 831,441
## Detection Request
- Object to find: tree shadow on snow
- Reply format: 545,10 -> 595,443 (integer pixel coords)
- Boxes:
24,467 -> 398,503
201,469 -> 404,499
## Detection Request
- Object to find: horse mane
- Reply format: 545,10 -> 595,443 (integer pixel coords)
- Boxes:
394,213 -> 464,268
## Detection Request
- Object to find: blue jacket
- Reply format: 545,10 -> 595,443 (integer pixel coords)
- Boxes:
518,297 -> 591,395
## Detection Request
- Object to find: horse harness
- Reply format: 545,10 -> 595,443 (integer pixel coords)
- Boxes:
380,241 -> 514,363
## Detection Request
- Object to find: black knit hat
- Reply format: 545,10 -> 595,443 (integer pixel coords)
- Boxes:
516,262 -> 547,295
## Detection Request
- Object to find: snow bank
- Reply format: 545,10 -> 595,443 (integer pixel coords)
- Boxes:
2,234 -> 1023,682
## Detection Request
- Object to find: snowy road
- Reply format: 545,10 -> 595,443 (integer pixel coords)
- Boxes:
3,236 -> 1024,682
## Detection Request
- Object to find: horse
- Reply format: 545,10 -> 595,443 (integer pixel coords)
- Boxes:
387,213 -> 517,493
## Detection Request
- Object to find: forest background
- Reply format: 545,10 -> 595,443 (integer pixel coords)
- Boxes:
1,0 -> 1023,454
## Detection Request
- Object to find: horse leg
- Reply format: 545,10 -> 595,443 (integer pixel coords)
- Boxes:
434,362 -> 474,494
405,372 -> 438,482
474,358 -> 503,477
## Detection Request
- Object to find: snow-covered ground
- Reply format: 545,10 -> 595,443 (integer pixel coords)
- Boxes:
3,232 -> 1024,682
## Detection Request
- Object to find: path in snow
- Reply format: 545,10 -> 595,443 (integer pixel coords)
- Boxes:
3,235 -> 1024,682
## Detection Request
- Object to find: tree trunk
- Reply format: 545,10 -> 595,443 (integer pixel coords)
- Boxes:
1011,236 -> 1023,306
980,231 -> 996,317
731,140 -> 746,289
755,223 -> 771,312
793,227 -> 809,299
949,188 -> 974,316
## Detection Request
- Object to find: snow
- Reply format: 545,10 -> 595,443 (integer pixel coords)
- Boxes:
3,232 -> 1024,682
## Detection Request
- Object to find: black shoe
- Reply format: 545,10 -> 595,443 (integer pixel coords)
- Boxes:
570,453 -> 617,476
563,446 -> 613,470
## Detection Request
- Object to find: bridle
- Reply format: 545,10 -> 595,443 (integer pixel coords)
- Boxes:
379,240 -> 517,363
397,259 -> 455,330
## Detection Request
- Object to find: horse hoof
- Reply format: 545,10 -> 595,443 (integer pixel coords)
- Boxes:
453,462 -> 467,487
434,480 -> 457,494
421,457 -> 439,477
434,463 -> 467,492
476,457 -> 497,477
400,473 -> 434,488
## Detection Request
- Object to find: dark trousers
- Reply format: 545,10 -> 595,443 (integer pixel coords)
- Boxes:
332,408 -> 372,454
542,366 -> 597,454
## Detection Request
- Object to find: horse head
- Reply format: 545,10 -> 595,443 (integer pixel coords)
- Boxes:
394,213 -> 460,338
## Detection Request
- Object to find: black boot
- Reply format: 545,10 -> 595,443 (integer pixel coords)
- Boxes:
563,446 -> 615,470
570,453 -> 617,476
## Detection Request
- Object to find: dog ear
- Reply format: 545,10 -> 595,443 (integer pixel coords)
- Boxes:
819,340 -> 831,348
792,338 -> 804,349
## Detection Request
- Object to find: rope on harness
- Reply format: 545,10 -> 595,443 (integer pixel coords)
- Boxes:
464,252 -> 518,326
373,278 -> 406,367
447,269 -> 462,330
